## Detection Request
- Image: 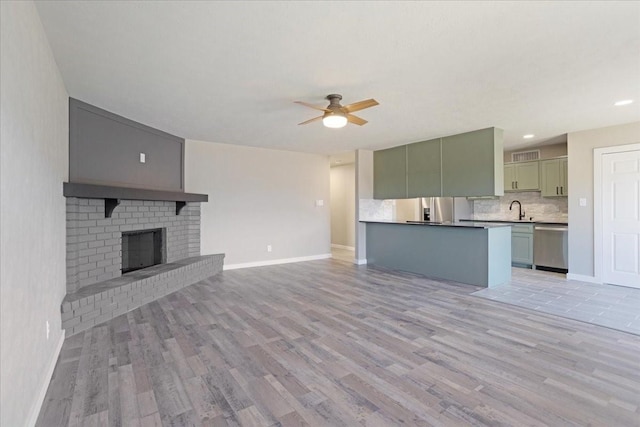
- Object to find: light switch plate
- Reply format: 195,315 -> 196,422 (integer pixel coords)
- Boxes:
315,199 -> 324,207
140,153 -> 146,163
579,198 -> 587,207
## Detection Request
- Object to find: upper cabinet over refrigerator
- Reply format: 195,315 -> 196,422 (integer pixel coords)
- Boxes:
440,127 -> 504,197
373,127 -> 504,199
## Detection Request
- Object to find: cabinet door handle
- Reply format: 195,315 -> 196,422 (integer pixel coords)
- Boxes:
561,186 -> 564,195
556,186 -> 559,195
515,181 -> 518,189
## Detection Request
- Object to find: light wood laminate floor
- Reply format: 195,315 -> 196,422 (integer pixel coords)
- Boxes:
37,260 -> 640,426
331,247 -> 355,263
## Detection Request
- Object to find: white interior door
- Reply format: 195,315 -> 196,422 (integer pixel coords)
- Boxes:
602,150 -> 640,288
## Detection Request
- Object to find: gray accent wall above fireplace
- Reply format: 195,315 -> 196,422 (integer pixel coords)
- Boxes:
69,98 -> 184,191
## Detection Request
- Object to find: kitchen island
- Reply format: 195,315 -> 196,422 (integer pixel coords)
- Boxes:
362,220 -> 511,288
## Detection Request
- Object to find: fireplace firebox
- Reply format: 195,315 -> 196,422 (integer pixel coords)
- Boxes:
121,228 -> 165,274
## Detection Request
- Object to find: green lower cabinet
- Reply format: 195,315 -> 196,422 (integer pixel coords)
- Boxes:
511,223 -> 534,266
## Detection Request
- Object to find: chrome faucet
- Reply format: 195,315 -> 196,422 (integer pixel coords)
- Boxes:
509,200 -> 525,220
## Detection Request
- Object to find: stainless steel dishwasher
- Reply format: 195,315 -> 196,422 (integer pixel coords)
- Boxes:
534,224 -> 568,271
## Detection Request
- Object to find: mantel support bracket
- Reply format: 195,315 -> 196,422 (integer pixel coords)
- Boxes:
176,201 -> 187,215
105,198 -> 120,218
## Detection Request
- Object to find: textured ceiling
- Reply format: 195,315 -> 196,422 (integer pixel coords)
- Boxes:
35,1 -> 640,155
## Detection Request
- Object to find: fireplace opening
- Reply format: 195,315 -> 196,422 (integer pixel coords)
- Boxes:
121,228 -> 165,274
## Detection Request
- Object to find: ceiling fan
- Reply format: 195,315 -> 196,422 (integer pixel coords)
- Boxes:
295,94 -> 379,128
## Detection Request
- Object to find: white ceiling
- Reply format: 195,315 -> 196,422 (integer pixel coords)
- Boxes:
35,1 -> 640,156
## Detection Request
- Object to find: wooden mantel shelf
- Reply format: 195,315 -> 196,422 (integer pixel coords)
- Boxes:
63,182 -> 208,217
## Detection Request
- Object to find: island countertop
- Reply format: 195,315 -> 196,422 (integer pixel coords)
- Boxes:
359,220 -> 512,229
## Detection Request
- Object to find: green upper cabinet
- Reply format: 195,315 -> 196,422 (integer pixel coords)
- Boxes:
561,158 -> 568,194
373,127 -> 504,199
373,145 -> 407,199
504,161 -> 540,192
540,157 -> 568,197
441,127 -> 504,197
407,138 -> 442,197
504,164 -> 516,191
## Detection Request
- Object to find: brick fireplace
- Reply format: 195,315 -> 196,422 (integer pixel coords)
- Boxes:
65,198 -> 201,293
62,189 -> 224,336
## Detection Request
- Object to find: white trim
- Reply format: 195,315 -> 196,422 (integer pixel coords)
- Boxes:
354,258 -> 368,265
331,244 -> 355,251
593,143 -> 640,284
27,330 -> 65,427
223,254 -> 332,270
566,273 -> 602,284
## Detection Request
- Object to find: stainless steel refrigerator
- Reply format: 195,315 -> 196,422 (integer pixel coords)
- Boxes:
420,197 -> 454,223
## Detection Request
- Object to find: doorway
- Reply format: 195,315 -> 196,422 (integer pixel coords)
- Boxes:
594,144 -> 640,288
330,153 -> 356,262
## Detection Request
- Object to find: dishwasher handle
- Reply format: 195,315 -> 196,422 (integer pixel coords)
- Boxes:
534,226 -> 568,232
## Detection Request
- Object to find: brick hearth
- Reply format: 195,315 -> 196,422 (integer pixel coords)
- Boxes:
63,197 -> 223,335
61,254 -> 224,335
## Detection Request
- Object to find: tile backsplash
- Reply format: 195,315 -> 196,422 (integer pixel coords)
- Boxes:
359,198 -> 394,221
473,191 -> 568,222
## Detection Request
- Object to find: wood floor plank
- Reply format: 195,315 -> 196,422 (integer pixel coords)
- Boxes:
37,260 -> 640,426
136,390 -> 159,418
117,364 -> 141,425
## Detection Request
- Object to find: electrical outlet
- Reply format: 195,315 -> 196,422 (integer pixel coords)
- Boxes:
267,245 -> 272,252
46,320 -> 50,340
579,198 -> 587,207
139,152 -> 146,163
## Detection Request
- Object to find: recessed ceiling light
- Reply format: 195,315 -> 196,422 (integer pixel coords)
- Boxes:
523,134 -> 534,139
614,99 -> 634,106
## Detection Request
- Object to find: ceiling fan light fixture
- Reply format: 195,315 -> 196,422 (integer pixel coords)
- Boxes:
296,94 -> 377,128
322,113 -> 348,128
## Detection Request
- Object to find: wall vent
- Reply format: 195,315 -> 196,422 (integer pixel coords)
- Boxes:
511,150 -> 540,162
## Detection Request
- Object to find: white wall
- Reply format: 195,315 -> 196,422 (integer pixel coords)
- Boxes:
0,2 -> 69,425
567,121 -> 640,278
355,150 -> 374,262
185,140 -> 331,267
330,164 -> 355,248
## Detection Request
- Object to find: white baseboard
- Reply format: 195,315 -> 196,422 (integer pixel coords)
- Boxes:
354,258 -> 367,265
331,244 -> 355,251
28,329 -> 65,427
224,253 -> 332,270
567,273 -> 601,284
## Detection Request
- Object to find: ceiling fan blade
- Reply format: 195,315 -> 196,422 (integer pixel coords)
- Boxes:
342,98 -> 379,113
346,114 -> 367,126
294,101 -> 331,112
298,115 -> 324,125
